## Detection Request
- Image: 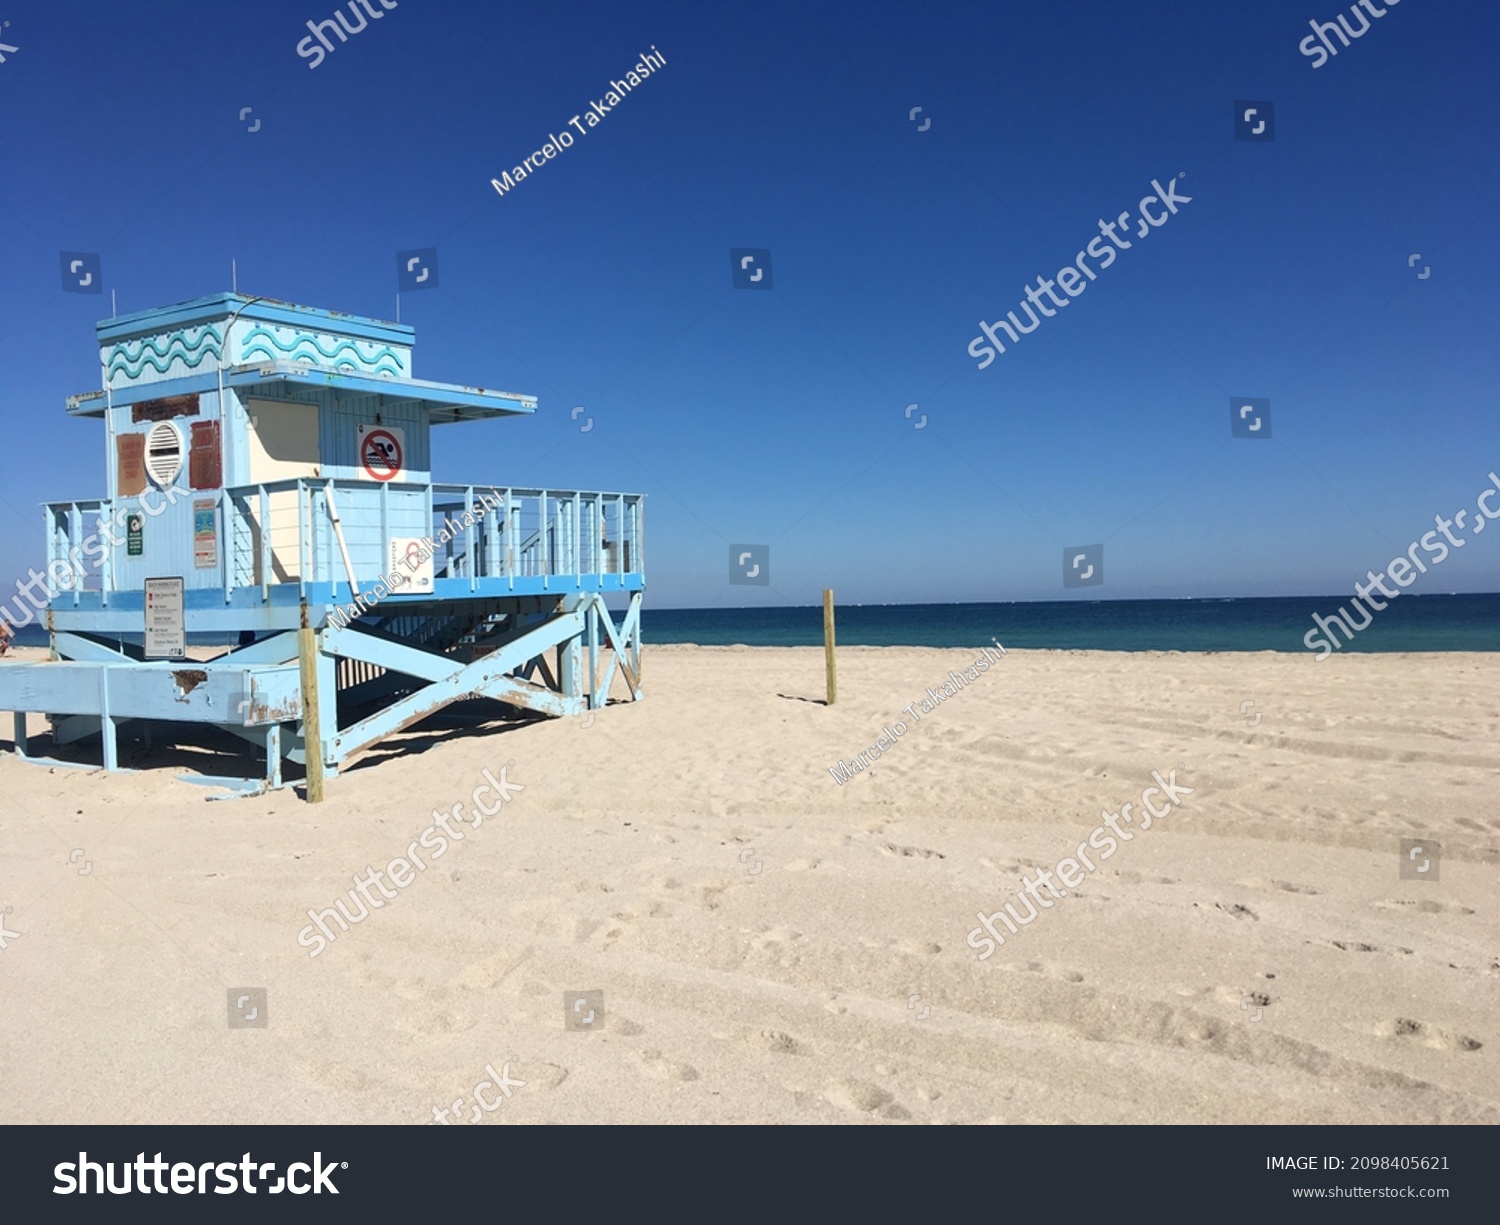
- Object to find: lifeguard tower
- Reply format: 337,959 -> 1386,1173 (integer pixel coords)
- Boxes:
0,294 -> 645,794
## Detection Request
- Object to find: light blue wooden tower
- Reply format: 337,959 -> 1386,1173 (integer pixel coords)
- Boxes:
0,294 -> 645,793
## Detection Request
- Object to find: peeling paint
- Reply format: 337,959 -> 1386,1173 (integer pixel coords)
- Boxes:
242,697 -> 301,725
172,669 -> 208,695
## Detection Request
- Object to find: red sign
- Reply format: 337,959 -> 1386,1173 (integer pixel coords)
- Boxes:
360,427 -> 403,482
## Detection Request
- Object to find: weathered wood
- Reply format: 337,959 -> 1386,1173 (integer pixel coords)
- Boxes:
823,588 -> 837,706
298,615 -> 324,803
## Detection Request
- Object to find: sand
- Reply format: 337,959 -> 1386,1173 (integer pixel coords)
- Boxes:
0,644 -> 1495,1124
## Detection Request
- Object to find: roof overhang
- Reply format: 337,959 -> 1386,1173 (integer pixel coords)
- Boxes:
67,361 -> 537,422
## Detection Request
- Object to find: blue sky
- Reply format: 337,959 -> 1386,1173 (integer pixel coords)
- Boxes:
1,0 -> 1497,609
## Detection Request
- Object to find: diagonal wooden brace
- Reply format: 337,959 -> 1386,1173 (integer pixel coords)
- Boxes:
323,605 -> 587,762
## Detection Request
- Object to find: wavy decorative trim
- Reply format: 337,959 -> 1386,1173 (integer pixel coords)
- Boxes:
239,326 -> 406,372
107,327 -> 223,379
106,324 -> 407,381
240,343 -> 402,377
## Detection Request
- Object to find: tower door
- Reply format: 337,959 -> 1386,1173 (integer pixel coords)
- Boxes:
244,399 -> 321,584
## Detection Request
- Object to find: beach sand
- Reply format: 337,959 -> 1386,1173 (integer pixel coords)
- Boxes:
0,644 -> 1495,1124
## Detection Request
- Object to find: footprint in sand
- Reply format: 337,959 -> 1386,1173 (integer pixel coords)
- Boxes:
1388,1018 -> 1483,1051
748,925 -> 803,951
1372,898 -> 1475,916
878,842 -> 946,860
346,958 -> 398,991
739,1029 -> 809,1056
1235,877 -> 1320,895
633,1049 -> 699,1081
1019,961 -> 1084,983
395,1007 -> 478,1036
453,946 -> 534,991
1112,869 -> 1178,885
513,1061 -> 569,1090
614,900 -> 671,920
825,1078 -> 908,1119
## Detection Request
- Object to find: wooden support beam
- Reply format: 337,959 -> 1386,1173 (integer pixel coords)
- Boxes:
824,588 -> 837,706
324,603 -> 587,761
590,593 -> 642,698
299,609 -> 324,803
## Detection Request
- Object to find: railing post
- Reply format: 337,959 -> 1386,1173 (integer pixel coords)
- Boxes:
484,486 -> 500,579
506,489 -> 515,587
467,484 -> 477,592
70,504 -> 82,606
298,479 -> 309,602
587,594 -> 599,706
426,490 -> 435,575
223,492 -> 233,604
100,505 -> 113,606
259,486 -> 271,602
573,494 -> 581,586
546,488 -> 558,587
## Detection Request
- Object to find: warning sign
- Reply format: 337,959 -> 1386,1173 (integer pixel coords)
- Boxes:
357,423 -> 405,483
193,500 -> 218,569
388,536 -> 434,593
144,577 -> 185,659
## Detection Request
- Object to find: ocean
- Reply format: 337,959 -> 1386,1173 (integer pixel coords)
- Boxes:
639,594 -> 1500,652
7,593 -> 1496,653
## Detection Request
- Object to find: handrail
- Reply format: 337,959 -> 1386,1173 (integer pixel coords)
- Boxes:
44,480 -> 645,600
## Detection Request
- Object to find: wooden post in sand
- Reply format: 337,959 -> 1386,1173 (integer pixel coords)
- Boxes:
298,606 -> 324,804
823,588 -> 837,706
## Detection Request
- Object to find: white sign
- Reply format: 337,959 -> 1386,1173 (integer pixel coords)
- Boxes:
144,577 -> 186,659
357,423 -> 405,483
388,537 -> 434,593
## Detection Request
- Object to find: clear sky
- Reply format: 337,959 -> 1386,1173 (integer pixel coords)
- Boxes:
1,0 -> 1497,609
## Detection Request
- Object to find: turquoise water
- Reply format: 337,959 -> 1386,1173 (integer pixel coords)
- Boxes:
638,594 -> 1500,652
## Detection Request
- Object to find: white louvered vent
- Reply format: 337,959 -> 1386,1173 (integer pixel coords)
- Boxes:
144,421 -> 184,488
